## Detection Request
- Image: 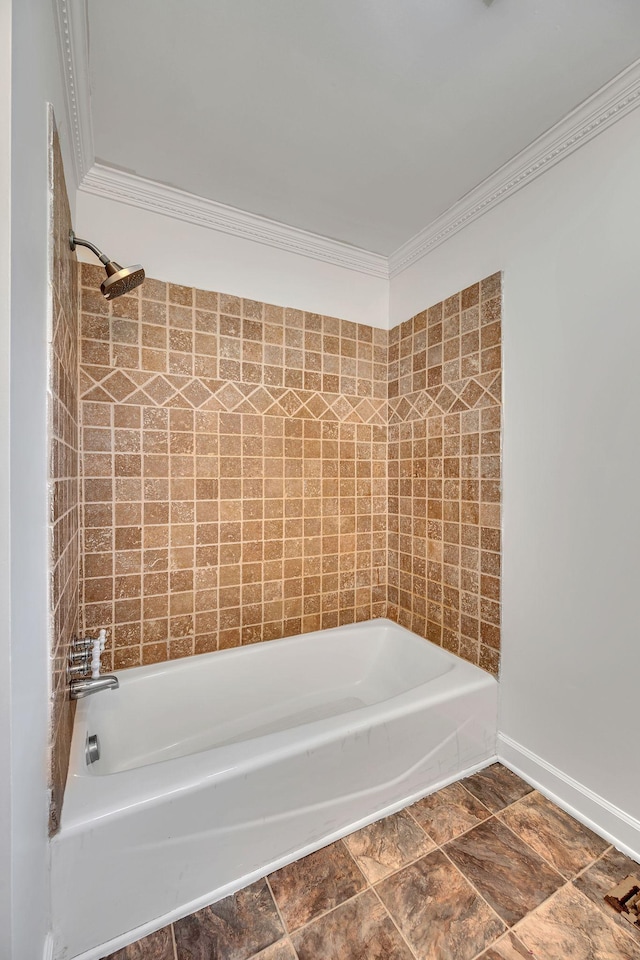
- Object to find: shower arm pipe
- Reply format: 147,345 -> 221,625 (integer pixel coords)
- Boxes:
69,230 -> 111,266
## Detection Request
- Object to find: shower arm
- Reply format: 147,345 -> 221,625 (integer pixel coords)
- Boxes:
69,230 -> 111,266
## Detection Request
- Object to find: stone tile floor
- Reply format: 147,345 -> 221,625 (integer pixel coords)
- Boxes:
106,763 -> 640,960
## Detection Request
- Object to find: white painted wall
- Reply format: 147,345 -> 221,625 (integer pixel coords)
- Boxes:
8,0 -> 76,956
391,107 -> 640,836
75,191 -> 389,327
0,0 -> 13,948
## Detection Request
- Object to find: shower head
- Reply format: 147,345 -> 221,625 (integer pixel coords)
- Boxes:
69,230 -> 145,301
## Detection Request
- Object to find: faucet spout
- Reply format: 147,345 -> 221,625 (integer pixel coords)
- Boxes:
70,675 -> 119,700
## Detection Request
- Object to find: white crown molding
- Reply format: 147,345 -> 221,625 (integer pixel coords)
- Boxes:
79,164 -> 390,278
53,0 -> 94,185
58,3 -> 640,283
389,56 -> 640,278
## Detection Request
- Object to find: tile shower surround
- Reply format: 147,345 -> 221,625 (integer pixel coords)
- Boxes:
78,265 -> 501,674
387,274 -> 502,675
48,120 -> 80,833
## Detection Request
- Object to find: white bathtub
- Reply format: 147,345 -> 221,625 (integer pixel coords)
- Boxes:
51,618 -> 498,959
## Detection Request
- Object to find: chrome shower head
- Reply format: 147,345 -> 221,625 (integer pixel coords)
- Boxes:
100,261 -> 146,301
69,230 -> 145,301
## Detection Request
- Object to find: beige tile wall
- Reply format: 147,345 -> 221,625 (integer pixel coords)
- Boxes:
386,274 -> 502,674
79,267 -> 388,669
78,267 -> 501,676
48,120 -> 79,833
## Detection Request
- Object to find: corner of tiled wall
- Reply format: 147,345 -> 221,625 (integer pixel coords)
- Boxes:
386,274 -> 502,675
48,118 -> 80,833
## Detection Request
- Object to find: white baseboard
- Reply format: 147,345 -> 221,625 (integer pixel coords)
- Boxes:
43,933 -> 55,960
497,733 -> 640,862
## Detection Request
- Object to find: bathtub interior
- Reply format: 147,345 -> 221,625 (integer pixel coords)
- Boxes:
82,619 -> 456,775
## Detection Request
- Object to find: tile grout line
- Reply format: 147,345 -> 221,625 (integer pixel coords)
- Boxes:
277,831 -> 422,960
170,921 -> 178,960
493,803 -> 607,886
368,883 -> 421,960
437,843 -> 509,939
571,842 -> 614,882
341,803 -> 507,957
405,790 -> 494,845
457,779 -> 615,887
270,886 -> 369,940
502,878 -> 575,951
264,876 -> 301,960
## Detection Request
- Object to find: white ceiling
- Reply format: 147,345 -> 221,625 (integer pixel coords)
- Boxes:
88,0 -> 640,256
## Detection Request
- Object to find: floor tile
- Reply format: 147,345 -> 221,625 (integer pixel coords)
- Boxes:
574,845 -> 640,944
251,939 -> 297,960
409,781 -> 491,844
376,848 -> 505,960
462,763 -> 534,813
105,926 -> 174,960
291,888 -> 414,960
516,883 -> 640,960
445,817 -> 564,926
481,931 -> 535,958
173,879 -> 283,960
268,840 -> 366,932
500,792 -> 609,879
342,809 -> 435,883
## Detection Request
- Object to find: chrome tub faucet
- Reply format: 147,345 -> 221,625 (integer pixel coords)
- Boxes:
68,631 -> 119,700
70,675 -> 119,700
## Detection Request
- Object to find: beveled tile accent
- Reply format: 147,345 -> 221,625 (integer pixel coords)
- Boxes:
461,763 -> 533,813
268,840 -> 366,931
408,781 -> 491,844
105,926 -> 175,960
516,884 -> 640,960
377,848 -> 505,960
291,889 -> 414,960
574,846 -> 640,944
445,817 -> 564,926
500,791 -> 609,879
481,932 -> 534,958
342,809 -> 435,883
173,879 -> 283,960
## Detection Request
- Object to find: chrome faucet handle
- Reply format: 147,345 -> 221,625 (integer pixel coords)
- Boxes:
69,649 -> 91,664
68,661 -> 90,679
71,637 -> 93,651
67,648 -> 91,680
